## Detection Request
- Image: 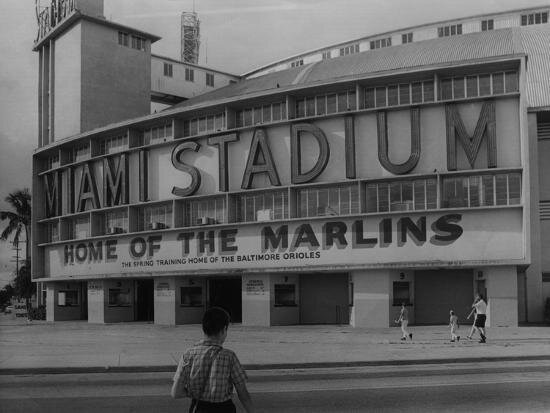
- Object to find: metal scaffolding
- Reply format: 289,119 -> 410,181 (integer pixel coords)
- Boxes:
181,11 -> 200,64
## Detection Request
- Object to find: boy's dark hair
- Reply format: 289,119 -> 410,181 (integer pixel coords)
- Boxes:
450,310 -> 455,315
202,307 -> 230,336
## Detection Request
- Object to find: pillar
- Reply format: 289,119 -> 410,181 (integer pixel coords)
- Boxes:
87,280 -> 105,323
486,266 -> 518,327
351,269 -> 390,328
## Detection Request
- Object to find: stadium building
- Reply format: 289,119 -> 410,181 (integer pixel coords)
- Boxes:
31,0 -> 550,327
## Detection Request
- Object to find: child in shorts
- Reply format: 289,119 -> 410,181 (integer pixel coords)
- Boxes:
449,310 -> 460,342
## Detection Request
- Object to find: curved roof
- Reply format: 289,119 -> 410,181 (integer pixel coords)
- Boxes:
167,26 -> 550,113
170,28 -> 525,111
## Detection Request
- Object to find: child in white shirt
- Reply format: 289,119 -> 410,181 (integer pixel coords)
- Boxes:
449,310 -> 460,342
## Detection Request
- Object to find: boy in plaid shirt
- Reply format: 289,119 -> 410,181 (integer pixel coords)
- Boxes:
172,307 -> 254,413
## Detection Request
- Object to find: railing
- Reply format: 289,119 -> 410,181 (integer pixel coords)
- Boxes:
35,0 -> 77,43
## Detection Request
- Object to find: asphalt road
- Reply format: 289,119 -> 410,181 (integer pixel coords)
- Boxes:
1,362 -> 550,412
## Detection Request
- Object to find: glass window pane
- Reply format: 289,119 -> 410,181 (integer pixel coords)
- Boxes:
479,74 -> 491,96
243,109 -> 252,126
390,182 -> 401,209
482,175 -> 494,206
414,180 -> 426,210
467,76 -> 478,97
263,106 -> 272,123
316,96 -> 326,115
505,72 -> 518,92
327,94 -> 337,113
272,104 -> 281,121
453,77 -> 465,99
399,84 -> 410,104
338,93 -> 348,112
411,82 -> 422,103
469,176 -> 481,207
378,183 -> 389,212
366,184 -> 378,213
423,81 -> 434,102
508,173 -> 521,204
348,91 -> 356,110
375,87 -> 387,107
426,179 -> 437,209
340,186 -> 350,215
306,97 -> 315,116
388,85 -> 399,106
365,88 -> 375,109
296,99 -> 305,118
307,190 -> 317,217
350,185 -> 359,213
495,174 -> 508,205
492,73 -> 504,94
329,187 -> 340,215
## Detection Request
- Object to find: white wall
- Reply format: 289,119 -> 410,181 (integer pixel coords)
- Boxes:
351,269 -> 390,328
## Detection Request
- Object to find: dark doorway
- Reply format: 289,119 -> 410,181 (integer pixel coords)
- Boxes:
135,279 -> 154,322
415,269 -> 473,324
80,281 -> 88,320
209,278 -> 242,323
300,273 -> 349,324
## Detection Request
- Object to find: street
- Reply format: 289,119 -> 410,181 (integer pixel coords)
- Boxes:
1,361 -> 550,412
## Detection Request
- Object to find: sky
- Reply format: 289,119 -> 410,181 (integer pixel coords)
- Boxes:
0,0 -> 546,287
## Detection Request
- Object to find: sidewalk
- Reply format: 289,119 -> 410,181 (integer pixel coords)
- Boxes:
1,314 -> 549,373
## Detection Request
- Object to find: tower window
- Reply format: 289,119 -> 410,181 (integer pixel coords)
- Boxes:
163,63 -> 173,77
185,68 -> 195,82
206,72 -> 214,87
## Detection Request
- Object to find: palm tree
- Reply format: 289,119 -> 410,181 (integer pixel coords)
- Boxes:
0,188 -> 31,265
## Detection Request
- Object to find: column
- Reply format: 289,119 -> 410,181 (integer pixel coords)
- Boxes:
242,274 -> 271,326
154,277 -> 176,325
351,269 -> 390,328
486,266 -> 518,327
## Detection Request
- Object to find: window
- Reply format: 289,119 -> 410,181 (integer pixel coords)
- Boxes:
100,134 -> 128,154
46,222 -> 59,242
46,153 -> 60,170
58,290 -> 79,307
185,68 -> 194,82
291,59 -> 304,68
366,178 -> 437,213
143,122 -> 173,144
184,196 -> 227,226
117,31 -> 129,46
236,103 -> 285,127
439,71 -> 519,100
274,284 -> 297,306
441,173 -> 521,208
481,19 -> 494,31
393,282 -> 411,306
340,43 -> 360,56
438,24 -> 462,37
73,143 -> 90,162
108,288 -> 131,306
206,72 -> 214,87
131,35 -> 146,51
370,37 -> 391,49
521,12 -> 548,25
322,51 -> 331,60
181,287 -> 203,307
401,32 -> 413,44
68,215 -> 90,239
163,62 -> 173,77
234,190 -> 288,223
140,204 -> 172,231
366,80 -> 433,108
184,112 -> 225,136
505,71 -> 519,93
296,184 -> 359,218
105,209 -> 128,234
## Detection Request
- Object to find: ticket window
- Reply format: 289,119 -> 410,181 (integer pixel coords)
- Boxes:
393,281 -> 411,306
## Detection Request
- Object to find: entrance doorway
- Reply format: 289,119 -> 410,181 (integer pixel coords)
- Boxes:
209,278 -> 242,323
300,273 -> 349,324
414,269 -> 473,324
135,279 -> 154,322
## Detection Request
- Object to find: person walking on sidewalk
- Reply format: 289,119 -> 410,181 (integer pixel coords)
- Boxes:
471,294 -> 488,343
396,302 -> 413,341
449,310 -> 460,342
171,307 -> 254,413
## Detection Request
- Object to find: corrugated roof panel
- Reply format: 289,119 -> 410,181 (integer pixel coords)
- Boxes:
171,28 -> 527,111
520,26 -> 550,109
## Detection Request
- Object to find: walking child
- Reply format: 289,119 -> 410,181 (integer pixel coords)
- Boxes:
395,302 -> 413,341
449,310 -> 460,342
171,307 -> 254,413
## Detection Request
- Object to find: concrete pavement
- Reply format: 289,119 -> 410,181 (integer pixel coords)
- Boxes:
1,314 -> 549,373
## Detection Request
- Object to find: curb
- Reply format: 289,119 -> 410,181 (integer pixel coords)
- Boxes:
2,355 -> 550,376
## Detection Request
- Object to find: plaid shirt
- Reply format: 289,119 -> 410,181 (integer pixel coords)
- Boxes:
173,339 -> 248,403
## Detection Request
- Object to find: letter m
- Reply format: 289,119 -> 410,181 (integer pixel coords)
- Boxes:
261,225 -> 288,251
44,171 -> 62,217
103,154 -> 129,207
445,101 -> 496,171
